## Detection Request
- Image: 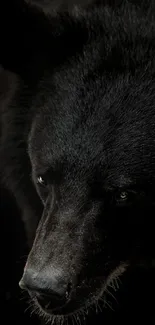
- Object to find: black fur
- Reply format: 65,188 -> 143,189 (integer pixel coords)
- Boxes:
1,0 -> 155,323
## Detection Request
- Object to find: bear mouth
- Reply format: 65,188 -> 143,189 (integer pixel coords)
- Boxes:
32,277 -> 103,316
30,263 -> 128,321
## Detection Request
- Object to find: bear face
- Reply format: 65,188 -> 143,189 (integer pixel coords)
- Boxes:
20,29 -> 155,322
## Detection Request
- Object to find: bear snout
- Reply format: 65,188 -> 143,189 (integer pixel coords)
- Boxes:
19,267 -> 73,312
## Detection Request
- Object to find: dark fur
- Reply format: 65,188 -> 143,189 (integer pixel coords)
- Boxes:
1,0 -> 155,323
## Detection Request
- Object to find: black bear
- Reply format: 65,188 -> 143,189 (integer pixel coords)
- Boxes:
1,0 -> 155,324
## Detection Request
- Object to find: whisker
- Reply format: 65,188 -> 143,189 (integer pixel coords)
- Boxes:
106,288 -> 117,303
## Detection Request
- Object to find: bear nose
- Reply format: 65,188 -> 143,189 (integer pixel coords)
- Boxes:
19,269 -> 72,311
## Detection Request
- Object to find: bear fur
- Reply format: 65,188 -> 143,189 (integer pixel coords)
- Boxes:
1,0 -> 155,324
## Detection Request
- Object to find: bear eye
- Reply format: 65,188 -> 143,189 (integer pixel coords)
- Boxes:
115,191 -> 129,204
37,175 -> 46,186
119,191 -> 128,200
36,174 -> 50,202
114,190 -> 137,206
